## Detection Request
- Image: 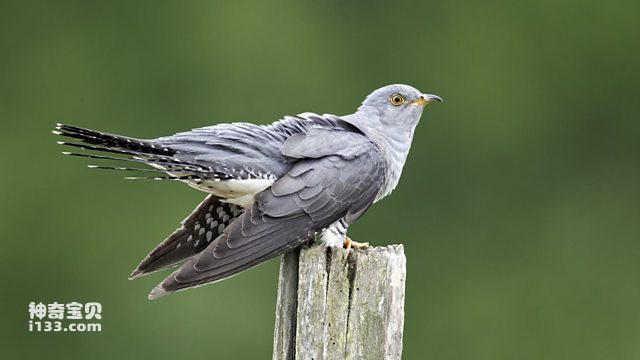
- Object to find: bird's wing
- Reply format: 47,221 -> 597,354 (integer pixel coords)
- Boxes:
128,194 -> 243,279
149,129 -> 385,299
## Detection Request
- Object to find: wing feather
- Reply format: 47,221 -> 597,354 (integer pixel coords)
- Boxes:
129,194 -> 242,279
149,131 -> 385,299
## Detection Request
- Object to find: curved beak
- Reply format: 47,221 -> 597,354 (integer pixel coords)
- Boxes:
423,94 -> 443,103
411,93 -> 443,106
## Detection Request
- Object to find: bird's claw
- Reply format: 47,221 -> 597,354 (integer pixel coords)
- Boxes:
344,236 -> 369,254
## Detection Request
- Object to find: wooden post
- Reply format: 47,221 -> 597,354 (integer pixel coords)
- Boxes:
273,243 -> 406,360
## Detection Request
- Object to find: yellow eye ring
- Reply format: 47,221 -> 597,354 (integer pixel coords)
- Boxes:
390,94 -> 405,106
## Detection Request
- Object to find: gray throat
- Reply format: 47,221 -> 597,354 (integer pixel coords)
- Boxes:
341,112 -> 417,202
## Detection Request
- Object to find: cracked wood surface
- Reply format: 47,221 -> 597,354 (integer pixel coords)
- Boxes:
272,243 -> 406,360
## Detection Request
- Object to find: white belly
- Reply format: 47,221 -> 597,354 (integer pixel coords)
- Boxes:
186,178 -> 275,208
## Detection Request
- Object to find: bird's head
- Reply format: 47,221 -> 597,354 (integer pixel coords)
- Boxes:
357,84 -> 442,126
342,84 -> 442,149
338,84 -> 442,198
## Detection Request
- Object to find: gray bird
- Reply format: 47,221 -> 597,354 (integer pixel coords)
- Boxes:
55,84 -> 442,299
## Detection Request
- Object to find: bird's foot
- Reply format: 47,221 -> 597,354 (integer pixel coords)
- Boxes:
343,236 -> 369,253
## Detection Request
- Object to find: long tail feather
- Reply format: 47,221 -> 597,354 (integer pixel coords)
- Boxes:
87,165 -> 165,172
53,124 -> 241,181
55,123 -> 173,156
56,140 -> 189,164
124,175 -> 203,181
61,151 -> 204,172
54,123 -> 241,182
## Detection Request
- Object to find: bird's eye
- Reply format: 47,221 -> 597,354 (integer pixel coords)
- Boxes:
390,94 -> 405,106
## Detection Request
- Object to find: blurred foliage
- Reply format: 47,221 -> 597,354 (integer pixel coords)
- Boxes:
1,0 -> 639,359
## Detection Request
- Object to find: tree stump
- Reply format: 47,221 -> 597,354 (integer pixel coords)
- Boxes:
273,243 -> 407,360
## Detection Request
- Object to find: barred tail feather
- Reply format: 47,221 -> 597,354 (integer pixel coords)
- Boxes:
54,123 -> 173,156
54,123 -> 216,176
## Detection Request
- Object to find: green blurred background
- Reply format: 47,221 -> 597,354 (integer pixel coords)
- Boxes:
1,0 -> 639,359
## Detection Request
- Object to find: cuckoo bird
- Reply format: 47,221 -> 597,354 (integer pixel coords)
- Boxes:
54,84 -> 442,299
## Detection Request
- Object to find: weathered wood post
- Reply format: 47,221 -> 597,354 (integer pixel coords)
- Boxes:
273,243 -> 407,360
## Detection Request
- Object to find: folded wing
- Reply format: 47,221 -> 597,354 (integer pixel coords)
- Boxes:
149,129 -> 385,299
129,194 -> 243,279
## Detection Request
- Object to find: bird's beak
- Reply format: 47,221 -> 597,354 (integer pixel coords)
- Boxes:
411,93 -> 443,106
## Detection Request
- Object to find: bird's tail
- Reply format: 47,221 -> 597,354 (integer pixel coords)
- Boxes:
53,123 -> 208,177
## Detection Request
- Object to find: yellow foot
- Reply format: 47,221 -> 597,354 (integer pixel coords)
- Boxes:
344,236 -> 370,253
